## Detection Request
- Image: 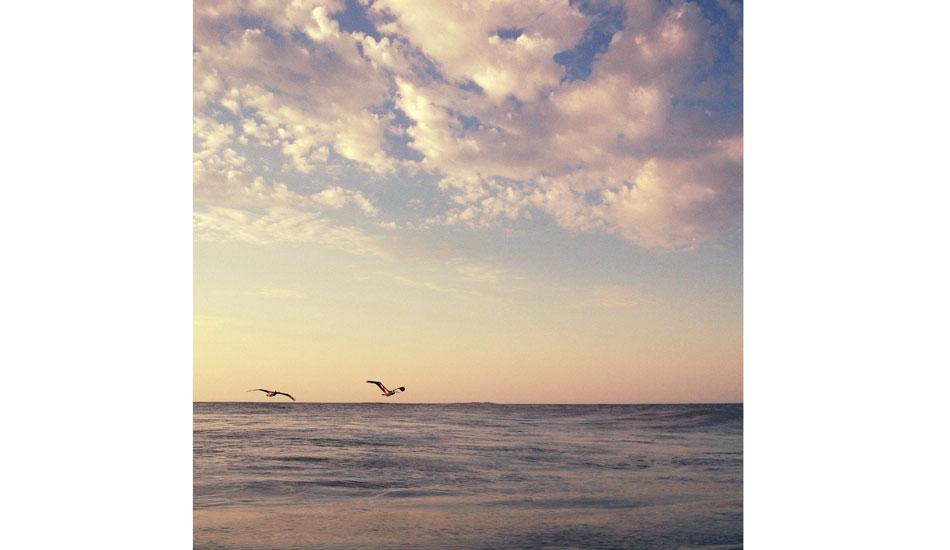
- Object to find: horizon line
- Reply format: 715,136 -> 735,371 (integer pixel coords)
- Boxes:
193,401 -> 743,405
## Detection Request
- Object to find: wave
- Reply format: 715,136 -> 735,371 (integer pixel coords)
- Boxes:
630,404 -> 743,428
306,437 -> 401,447
269,455 -> 329,463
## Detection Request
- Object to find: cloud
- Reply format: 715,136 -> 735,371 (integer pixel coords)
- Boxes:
370,0 -> 587,102
193,168 -> 300,206
194,1 -> 393,174
193,114 -> 237,162
311,186 -> 379,216
193,0 -> 742,249
193,205 -> 390,257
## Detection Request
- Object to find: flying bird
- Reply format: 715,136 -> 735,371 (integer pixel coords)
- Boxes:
247,388 -> 296,401
366,380 -> 405,397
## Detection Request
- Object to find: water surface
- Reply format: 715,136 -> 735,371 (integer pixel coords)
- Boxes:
194,403 -> 742,549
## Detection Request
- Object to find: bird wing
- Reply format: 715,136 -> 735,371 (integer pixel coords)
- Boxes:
276,392 -> 295,401
366,380 -> 388,392
248,389 -> 270,393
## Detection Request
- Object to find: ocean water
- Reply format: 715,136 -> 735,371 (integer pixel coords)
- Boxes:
194,403 -> 742,550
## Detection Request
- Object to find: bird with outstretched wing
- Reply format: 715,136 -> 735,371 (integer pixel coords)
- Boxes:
247,388 -> 295,401
366,380 -> 405,397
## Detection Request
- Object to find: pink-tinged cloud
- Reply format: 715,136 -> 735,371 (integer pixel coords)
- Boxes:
193,0 -> 741,249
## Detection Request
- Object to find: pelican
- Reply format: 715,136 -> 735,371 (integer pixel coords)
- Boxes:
366,380 -> 405,397
247,388 -> 296,401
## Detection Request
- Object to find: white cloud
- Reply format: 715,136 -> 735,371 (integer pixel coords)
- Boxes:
387,0 -> 741,248
311,186 -> 379,216
359,34 -> 418,75
193,114 -> 235,159
371,0 -> 585,102
331,110 -> 395,172
194,1 -> 393,175
193,0 -> 742,249
193,205 -> 390,256
193,167 -> 300,207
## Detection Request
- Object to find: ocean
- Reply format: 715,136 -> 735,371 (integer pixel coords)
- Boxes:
194,403 -> 742,549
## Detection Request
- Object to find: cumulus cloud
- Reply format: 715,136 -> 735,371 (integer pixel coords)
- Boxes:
194,169 -> 299,206
193,0 -> 742,249
370,0 -> 586,102
194,0 -> 393,174
311,186 -> 379,216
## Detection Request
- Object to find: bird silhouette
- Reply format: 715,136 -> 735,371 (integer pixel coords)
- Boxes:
247,388 -> 295,401
366,380 -> 405,397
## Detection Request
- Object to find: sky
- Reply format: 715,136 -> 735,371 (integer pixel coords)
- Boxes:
193,0 -> 743,403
